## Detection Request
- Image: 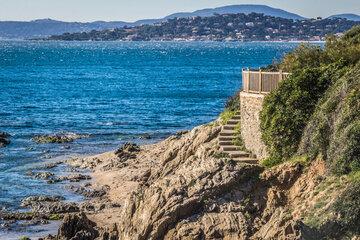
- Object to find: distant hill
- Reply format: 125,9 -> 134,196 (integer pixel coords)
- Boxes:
47,12 -> 359,42
0,4 -> 305,39
162,5 -> 305,20
0,19 -> 129,39
328,14 -> 360,21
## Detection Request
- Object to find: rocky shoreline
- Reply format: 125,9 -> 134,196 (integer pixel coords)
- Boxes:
1,120 -> 353,239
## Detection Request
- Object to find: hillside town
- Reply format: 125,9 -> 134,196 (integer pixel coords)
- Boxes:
47,13 -> 358,41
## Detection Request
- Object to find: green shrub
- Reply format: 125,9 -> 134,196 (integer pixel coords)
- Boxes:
220,90 -> 241,125
225,90 -> 241,112
279,43 -> 327,72
260,26 -> 360,168
220,110 -> 236,125
298,64 -> 360,174
333,182 -> 360,235
260,63 -> 343,165
19,237 -> 31,240
49,213 -> 62,220
325,25 -> 360,65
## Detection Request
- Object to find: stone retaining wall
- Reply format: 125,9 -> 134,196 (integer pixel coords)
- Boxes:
240,92 -> 268,160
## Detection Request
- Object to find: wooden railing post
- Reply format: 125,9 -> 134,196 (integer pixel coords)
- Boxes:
258,69 -> 262,93
247,68 -> 250,92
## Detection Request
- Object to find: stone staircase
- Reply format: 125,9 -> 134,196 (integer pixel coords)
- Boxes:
218,113 -> 258,164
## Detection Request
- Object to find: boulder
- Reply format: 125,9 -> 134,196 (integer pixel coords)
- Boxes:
57,212 -> 98,240
114,142 -> 140,160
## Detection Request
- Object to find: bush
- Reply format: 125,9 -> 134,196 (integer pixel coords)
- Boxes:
225,90 -> 241,112
220,110 -> 236,125
279,43 -> 327,72
333,182 -> 360,236
220,90 -> 241,124
325,25 -> 360,65
298,64 -> 360,174
260,63 -> 343,165
260,26 -> 360,168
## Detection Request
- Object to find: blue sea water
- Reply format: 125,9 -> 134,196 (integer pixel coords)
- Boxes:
0,41 -> 300,238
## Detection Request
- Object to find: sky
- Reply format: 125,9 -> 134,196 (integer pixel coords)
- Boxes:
0,0 -> 360,22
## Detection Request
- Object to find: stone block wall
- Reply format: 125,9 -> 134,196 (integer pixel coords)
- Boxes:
240,92 -> 268,160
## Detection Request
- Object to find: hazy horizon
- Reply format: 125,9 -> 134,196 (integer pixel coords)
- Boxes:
0,0 -> 360,22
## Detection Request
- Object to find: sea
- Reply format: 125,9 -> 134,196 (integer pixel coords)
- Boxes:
0,41 -> 301,239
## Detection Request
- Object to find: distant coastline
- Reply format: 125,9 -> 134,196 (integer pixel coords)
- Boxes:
43,13 -> 358,42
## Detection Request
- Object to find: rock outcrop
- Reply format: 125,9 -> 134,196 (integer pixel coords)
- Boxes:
32,132 -> 88,144
52,122 -> 349,239
57,212 -> 99,240
114,142 -> 140,160
21,195 -> 79,214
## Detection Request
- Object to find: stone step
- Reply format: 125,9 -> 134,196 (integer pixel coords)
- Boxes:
227,119 -> 240,125
226,151 -> 250,158
220,146 -> 242,151
223,125 -> 236,130
231,158 -> 259,164
219,130 -> 236,136
219,136 -> 235,141
232,115 -> 241,120
219,141 -> 234,146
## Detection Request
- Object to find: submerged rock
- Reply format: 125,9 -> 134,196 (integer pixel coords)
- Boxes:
58,173 -> 91,182
0,132 -> 10,147
41,161 -> 63,169
21,195 -> 79,214
21,195 -> 65,207
28,171 -> 55,180
0,211 -> 48,221
32,132 -> 89,144
29,201 -> 79,214
0,132 -> 10,138
139,133 -> 151,140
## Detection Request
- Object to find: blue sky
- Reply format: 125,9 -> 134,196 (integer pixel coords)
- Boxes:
0,0 -> 359,22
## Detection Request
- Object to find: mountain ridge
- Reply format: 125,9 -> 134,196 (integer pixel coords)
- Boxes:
1,4 -> 359,39
329,13 -> 360,21
0,4 -> 305,39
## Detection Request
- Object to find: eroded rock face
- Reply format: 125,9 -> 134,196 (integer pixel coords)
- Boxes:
58,122 -> 339,239
114,124 -> 269,240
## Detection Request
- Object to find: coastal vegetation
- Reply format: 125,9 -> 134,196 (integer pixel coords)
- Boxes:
46,13 -> 359,41
259,26 -> 360,236
260,26 -> 360,169
220,90 -> 241,124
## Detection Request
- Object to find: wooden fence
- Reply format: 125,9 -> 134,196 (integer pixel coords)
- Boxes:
242,69 -> 290,94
